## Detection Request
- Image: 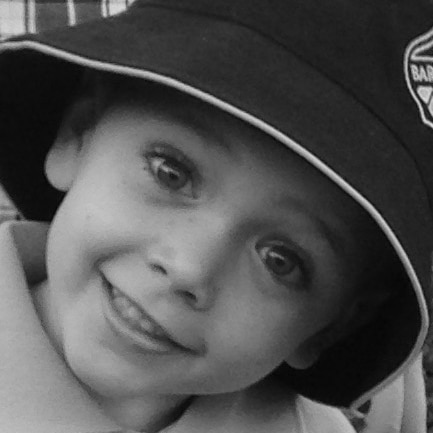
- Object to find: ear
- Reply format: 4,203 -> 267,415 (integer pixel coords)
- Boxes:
286,289 -> 390,369
44,96 -> 96,191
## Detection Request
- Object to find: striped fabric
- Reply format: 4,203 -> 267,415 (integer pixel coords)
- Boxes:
0,0 -> 135,40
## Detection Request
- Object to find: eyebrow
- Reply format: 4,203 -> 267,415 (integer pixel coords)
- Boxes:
273,195 -> 348,258
154,104 -> 234,155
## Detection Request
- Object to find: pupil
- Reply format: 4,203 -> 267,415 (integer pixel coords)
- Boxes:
273,255 -> 286,268
169,171 -> 179,181
160,162 -> 186,189
267,247 -> 296,275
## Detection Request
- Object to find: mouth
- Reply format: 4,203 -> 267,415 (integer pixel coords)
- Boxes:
101,275 -> 192,354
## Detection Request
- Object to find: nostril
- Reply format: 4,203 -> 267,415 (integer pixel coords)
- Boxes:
181,290 -> 198,304
149,263 -> 168,275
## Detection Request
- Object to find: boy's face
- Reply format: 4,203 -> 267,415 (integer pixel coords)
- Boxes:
44,93 -> 374,401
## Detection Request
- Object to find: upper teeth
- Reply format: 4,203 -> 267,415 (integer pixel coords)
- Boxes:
110,287 -> 166,338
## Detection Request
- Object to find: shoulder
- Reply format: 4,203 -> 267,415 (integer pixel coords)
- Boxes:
239,374 -> 356,433
0,187 -> 19,224
295,396 -> 356,433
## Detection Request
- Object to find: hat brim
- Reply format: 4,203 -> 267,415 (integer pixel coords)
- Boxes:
0,4 -> 429,408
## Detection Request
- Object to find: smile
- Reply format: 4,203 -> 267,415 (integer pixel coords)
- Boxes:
101,275 -> 191,354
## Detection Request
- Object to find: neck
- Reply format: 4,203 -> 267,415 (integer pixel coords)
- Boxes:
96,393 -> 192,432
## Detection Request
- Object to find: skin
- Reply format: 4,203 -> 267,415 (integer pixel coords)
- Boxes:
34,91 -> 383,431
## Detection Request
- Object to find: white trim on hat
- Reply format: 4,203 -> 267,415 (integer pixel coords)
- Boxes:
0,39 -> 429,410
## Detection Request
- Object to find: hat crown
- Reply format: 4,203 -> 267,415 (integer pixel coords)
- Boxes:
129,0 -> 433,133
132,0 -> 431,66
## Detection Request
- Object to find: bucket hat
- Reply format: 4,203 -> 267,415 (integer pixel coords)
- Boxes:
0,0 -> 431,410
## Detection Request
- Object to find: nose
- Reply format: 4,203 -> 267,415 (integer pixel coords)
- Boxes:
146,218 -> 234,311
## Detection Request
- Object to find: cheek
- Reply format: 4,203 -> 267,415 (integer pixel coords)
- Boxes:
201,296 -> 304,384
191,329 -> 292,393
46,184 -> 126,290
206,283 -> 340,371
49,169 -> 139,248
46,175 -> 172,311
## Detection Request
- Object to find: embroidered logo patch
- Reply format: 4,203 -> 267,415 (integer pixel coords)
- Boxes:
405,26 -> 433,129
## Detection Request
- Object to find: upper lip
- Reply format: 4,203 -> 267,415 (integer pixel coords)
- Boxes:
102,274 -> 196,353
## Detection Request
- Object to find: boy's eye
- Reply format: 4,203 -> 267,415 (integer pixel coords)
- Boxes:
257,241 -> 304,282
146,151 -> 194,197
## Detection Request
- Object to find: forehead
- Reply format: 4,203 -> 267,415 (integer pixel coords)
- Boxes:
125,87 -> 363,207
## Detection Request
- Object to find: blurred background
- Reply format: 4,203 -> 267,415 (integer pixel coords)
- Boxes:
0,0 -> 135,40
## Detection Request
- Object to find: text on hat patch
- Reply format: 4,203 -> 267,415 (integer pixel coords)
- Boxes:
405,26 -> 433,130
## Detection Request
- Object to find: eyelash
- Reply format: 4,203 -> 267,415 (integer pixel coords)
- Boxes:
144,144 -> 198,198
256,240 -> 308,288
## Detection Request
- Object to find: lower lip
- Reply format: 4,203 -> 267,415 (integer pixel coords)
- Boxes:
100,277 -> 186,355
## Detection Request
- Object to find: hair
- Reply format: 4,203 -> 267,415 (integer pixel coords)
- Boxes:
67,69 -> 206,131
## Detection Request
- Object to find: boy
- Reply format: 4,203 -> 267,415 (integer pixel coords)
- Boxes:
0,0 -> 430,432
